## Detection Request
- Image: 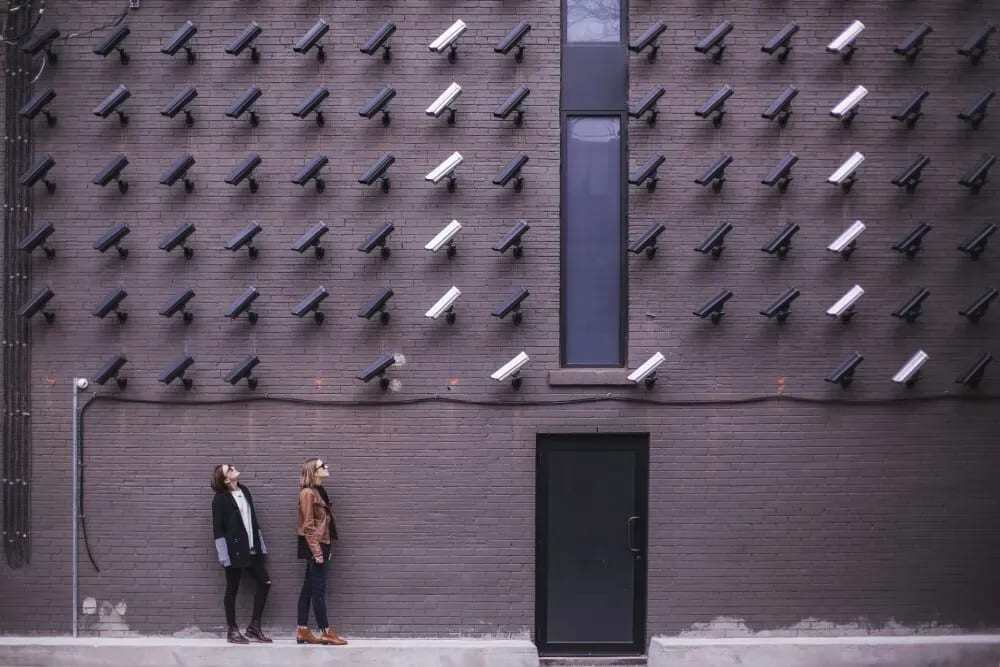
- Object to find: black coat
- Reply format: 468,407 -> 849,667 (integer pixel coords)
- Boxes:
212,484 -> 267,568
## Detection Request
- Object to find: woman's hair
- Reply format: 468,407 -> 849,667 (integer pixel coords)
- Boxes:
210,464 -> 229,493
300,458 -> 323,489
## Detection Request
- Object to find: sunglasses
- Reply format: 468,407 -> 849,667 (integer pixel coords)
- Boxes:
314,462 -> 328,471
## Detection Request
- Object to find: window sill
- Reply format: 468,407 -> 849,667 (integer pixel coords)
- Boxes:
547,368 -> 632,386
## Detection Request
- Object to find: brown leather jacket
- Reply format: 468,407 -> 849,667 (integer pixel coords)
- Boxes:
297,487 -> 336,561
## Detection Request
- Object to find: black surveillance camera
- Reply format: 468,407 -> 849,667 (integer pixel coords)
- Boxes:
358,223 -> 395,258
760,287 -> 800,323
161,86 -> 198,126
629,87 -> 665,125
891,154 -> 930,193
359,154 -> 396,192
294,19 -> 329,61
162,20 -> 197,63
957,223 -> 997,260
225,222 -> 263,258
629,20 -> 666,62
226,153 -> 262,193
958,153 -> 996,194
826,352 -> 863,389
225,356 -> 260,389
94,354 -> 128,389
92,154 -> 129,194
21,27 -> 60,64
492,288 -> 530,325
292,287 -> 329,324
159,354 -> 195,390
293,87 -> 330,126
695,20 -> 733,63
227,22 -> 262,62
762,86 -> 798,127
694,222 -> 734,259
19,88 -> 57,126
159,288 -> 196,323
628,155 -> 665,191
19,154 -> 57,193
493,154 -> 529,191
361,21 -> 396,61
160,154 -> 196,192
292,155 -> 328,193
958,24 -> 996,65
93,84 -> 131,125
696,85 -> 733,127
18,286 -> 56,323
226,86 -> 262,126
495,21 -> 530,62
761,223 -> 800,259
292,222 -> 329,258
693,289 -> 733,324
493,221 -> 530,257
956,352 -> 993,388
892,91 -> 929,128
959,288 -> 999,324
894,23 -> 932,62
762,153 -> 798,192
360,86 -> 396,125
358,288 -> 394,324
94,25 -> 130,64
159,223 -> 196,259
18,223 -> 56,259
891,288 -> 931,323
892,223 -> 932,259
225,287 -> 260,324
629,222 -> 666,259
958,90 -> 995,129
94,223 -> 130,258
93,288 -> 128,322
695,155 -> 733,191
357,353 -> 395,389
762,23 -> 799,61
494,86 -> 530,126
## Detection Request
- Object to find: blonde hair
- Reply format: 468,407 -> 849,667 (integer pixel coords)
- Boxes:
300,458 -> 323,489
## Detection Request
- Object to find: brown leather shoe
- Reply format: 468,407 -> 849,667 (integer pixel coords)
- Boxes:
245,622 -> 272,643
296,626 -> 322,645
319,627 -> 348,646
227,626 -> 249,644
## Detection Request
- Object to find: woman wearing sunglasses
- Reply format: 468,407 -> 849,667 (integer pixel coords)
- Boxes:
295,458 -> 347,646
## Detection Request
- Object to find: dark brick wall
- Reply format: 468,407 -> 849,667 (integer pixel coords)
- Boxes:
1,0 -> 999,643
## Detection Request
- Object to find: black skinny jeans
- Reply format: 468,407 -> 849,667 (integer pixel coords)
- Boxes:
297,557 -> 329,630
224,554 -> 270,627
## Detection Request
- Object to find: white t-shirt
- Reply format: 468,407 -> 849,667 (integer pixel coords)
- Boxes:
230,489 -> 254,550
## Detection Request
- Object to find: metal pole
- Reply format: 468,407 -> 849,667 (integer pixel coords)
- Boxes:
71,378 -> 83,637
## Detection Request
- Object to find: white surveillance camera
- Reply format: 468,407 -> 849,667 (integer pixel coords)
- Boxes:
830,85 -> 868,123
892,350 -> 929,386
627,352 -> 665,388
827,20 -> 864,57
827,220 -> 866,258
826,284 -> 865,320
425,152 -> 463,189
429,19 -> 467,60
827,151 -> 864,190
426,82 -> 462,122
425,220 -> 462,255
425,286 -> 461,322
491,351 -> 529,387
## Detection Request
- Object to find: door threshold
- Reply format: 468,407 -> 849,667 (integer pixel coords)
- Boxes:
540,656 -> 647,665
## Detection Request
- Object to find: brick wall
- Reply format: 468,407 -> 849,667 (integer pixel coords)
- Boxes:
1,0 -> 999,642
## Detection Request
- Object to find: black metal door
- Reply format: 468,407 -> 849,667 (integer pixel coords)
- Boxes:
536,433 -> 648,656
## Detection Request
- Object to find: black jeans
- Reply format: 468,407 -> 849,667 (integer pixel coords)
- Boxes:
224,554 -> 270,628
296,556 -> 329,630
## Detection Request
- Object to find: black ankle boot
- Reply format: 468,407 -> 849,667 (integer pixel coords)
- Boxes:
245,621 -> 272,643
227,625 -> 250,644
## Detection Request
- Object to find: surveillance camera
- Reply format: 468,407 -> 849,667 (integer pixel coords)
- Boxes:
957,222 -> 997,260
162,20 -> 197,63
958,24 -> 996,65
358,223 -> 395,258
225,356 -> 260,389
629,155 -> 665,191
495,21 -> 530,61
161,86 -> 198,126
226,153 -> 262,193
19,88 -> 57,126
361,21 -> 396,61
762,153 -> 798,191
494,85 -> 530,126
825,351 -> 863,388
20,154 -> 57,193
159,223 -> 196,259
491,351 -> 529,389
762,85 -> 798,126
762,22 -> 799,61
355,154 -> 395,194
895,23 -> 932,62
956,352 -> 993,388
629,222 -> 666,259
225,222 -> 263,258
695,154 -> 733,191
761,223 -> 800,259
629,20 -> 667,62
826,284 -> 864,322
22,27 -> 60,64
828,151 -> 865,192
627,351 -> 665,388
425,286 -> 461,323
694,222 -> 734,259
891,154 -> 930,193
892,91 -> 929,128
760,287 -> 800,323
425,220 -> 462,257
226,86 -> 262,126
293,87 -> 330,125
425,152 -> 463,191
492,288 -> 530,324
693,289 -> 733,324
159,288 -> 195,323
695,85 -> 733,127
959,153 -> 996,193
160,154 -> 196,192
429,19 -> 467,61
18,286 -> 56,323
493,155 -> 529,193
93,84 -> 131,124
94,223 -> 130,258
958,90 -> 995,129
695,20 -> 733,63
225,287 -> 260,324
830,85 -> 868,126
426,82 -> 462,124
827,220 -> 866,260
358,288 -> 394,324
629,87 -> 665,125
159,354 -> 195,389
827,20 -> 864,61
18,223 -> 56,259
892,350 -> 929,386
360,86 -> 396,125
93,154 -> 129,194
960,288 -> 999,323
357,353 -> 396,389
292,155 -> 328,193
294,19 -> 329,61
493,221 -> 530,257
891,288 -> 931,323
94,354 -> 128,389
227,22 -> 262,62
891,223 -> 932,259
292,286 -> 329,324
93,287 -> 128,322
292,222 -> 329,258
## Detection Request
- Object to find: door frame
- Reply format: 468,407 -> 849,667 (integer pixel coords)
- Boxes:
534,433 -> 649,656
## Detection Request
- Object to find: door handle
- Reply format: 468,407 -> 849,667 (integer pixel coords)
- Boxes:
626,515 -> 640,553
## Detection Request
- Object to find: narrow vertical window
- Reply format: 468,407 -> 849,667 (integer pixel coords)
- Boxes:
566,0 -> 621,43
